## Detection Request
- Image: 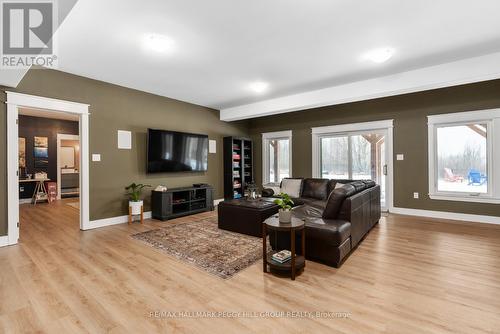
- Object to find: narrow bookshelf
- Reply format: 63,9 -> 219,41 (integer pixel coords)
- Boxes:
223,137 -> 254,199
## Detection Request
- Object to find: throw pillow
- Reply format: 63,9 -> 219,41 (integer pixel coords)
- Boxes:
334,182 -> 346,189
280,179 -> 303,198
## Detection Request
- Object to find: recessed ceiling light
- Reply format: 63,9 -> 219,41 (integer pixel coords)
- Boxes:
143,34 -> 176,53
249,81 -> 269,94
362,47 -> 395,64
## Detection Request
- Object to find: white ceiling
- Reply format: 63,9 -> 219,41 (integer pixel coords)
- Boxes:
50,0 -> 500,115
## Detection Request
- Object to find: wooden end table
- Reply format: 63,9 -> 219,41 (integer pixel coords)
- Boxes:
262,215 -> 305,280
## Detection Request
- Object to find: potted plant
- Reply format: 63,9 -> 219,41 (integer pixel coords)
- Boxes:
125,183 -> 151,215
274,193 -> 294,223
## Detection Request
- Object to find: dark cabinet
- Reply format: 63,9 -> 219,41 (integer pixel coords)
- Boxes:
151,185 -> 214,221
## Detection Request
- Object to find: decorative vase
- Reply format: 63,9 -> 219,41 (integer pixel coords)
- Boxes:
129,200 -> 143,215
279,208 -> 292,223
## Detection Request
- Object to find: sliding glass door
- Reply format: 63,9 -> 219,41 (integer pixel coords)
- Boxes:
319,130 -> 388,210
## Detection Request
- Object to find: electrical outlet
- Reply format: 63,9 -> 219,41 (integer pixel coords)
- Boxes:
397,154 -> 404,161
92,154 -> 101,162
413,192 -> 419,199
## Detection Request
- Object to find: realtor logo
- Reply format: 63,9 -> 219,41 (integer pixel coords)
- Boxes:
1,0 -> 58,68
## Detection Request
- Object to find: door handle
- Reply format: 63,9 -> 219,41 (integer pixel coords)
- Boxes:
383,165 -> 388,176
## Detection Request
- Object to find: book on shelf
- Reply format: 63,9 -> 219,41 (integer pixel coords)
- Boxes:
272,250 -> 292,263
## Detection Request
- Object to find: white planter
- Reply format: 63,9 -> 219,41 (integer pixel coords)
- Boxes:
279,209 -> 292,223
129,200 -> 143,215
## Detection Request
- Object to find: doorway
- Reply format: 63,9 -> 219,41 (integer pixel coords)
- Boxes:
6,92 -> 90,246
57,134 -> 80,200
312,120 -> 394,211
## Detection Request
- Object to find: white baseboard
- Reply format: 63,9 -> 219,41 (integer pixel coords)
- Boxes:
0,235 -> 9,247
84,200 -> 224,231
214,198 -> 224,206
84,211 -> 152,230
390,207 -> 500,225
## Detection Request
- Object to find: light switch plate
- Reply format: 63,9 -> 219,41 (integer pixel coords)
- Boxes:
92,154 -> 101,162
209,140 -> 216,154
396,154 -> 404,161
117,130 -> 132,149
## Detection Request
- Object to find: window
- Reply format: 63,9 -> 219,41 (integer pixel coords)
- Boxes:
428,110 -> 500,203
262,131 -> 292,185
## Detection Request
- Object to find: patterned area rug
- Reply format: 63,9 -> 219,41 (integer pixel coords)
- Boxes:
132,217 -> 267,279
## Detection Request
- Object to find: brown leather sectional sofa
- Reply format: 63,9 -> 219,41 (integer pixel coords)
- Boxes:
264,178 -> 381,267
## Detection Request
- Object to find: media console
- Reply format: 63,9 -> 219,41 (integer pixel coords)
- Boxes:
151,185 -> 214,221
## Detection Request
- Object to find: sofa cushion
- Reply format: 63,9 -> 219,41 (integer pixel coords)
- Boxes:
280,178 -> 303,198
297,197 -> 326,209
363,180 -> 376,188
292,204 -> 323,219
322,184 -> 356,219
350,181 -> 367,192
302,178 -> 329,200
303,218 -> 351,246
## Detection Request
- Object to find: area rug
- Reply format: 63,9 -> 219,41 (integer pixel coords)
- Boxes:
66,201 -> 80,210
131,217 -> 267,279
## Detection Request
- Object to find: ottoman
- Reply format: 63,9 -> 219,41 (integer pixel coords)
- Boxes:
218,198 -> 279,237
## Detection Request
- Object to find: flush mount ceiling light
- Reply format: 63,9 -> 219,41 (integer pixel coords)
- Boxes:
249,81 -> 269,94
362,47 -> 395,64
143,34 -> 176,53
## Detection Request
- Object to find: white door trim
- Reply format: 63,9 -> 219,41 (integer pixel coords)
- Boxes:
5,91 -> 90,246
312,119 -> 395,135
57,134 -> 80,200
311,119 -> 394,211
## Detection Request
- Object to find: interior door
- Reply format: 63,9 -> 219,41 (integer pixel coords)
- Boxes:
320,129 -> 389,210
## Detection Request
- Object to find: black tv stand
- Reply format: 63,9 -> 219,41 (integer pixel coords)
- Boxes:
151,185 -> 214,221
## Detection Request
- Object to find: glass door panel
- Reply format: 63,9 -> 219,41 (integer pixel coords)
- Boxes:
350,135 -> 372,180
350,132 -> 387,209
319,130 -> 388,210
320,136 -> 348,179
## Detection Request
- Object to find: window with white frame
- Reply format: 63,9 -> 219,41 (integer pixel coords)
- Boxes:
262,130 -> 292,185
428,109 -> 500,203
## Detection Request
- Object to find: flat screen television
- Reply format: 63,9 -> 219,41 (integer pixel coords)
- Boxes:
147,129 -> 209,173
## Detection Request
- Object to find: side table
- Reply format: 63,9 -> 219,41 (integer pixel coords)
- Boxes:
262,215 -> 305,280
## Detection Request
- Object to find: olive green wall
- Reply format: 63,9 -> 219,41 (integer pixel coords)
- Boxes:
249,79 -> 500,217
0,69 -> 249,235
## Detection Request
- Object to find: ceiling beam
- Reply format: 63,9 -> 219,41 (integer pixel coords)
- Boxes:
220,52 -> 500,121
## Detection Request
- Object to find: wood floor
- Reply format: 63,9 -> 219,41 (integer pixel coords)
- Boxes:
1,200 -> 500,333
